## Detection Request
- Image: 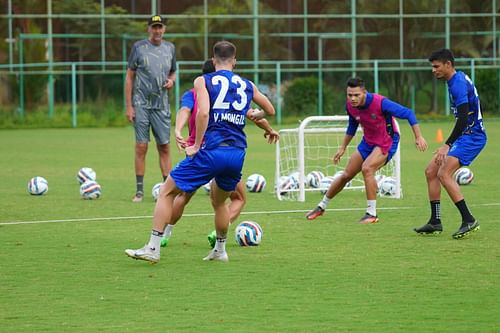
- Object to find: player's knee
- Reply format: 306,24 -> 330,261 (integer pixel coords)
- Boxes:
361,164 -> 376,176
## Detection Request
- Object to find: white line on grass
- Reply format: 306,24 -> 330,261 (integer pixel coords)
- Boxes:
1,202 -> 498,226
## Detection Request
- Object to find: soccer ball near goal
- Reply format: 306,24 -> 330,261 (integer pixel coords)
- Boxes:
379,177 -> 396,196
27,176 -> 48,195
306,171 -> 325,188
276,175 -> 297,196
235,221 -> 263,246
152,182 -> 162,201
77,167 -> 96,184
454,167 -> 474,185
80,180 -> 101,199
246,174 -> 266,193
320,176 -> 335,194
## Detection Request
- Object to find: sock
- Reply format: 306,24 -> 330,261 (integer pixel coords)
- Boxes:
430,200 -> 441,224
136,175 -> 144,194
366,200 -> 377,216
147,229 -> 163,251
455,199 -> 475,223
318,195 -> 331,210
163,175 -> 168,182
215,237 -> 226,253
163,224 -> 175,238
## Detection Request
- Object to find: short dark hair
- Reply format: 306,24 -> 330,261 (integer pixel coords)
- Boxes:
428,48 -> 455,66
346,77 -> 365,88
202,59 -> 215,74
213,41 -> 236,61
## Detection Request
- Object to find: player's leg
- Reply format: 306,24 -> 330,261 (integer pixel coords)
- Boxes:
414,155 -> 444,234
132,106 -> 151,202
161,191 -> 195,247
126,151 -> 212,263
151,109 -> 172,181
229,180 -> 247,224
207,180 -> 247,248
306,151 -> 363,220
204,147 -> 245,261
446,134 -> 485,238
358,147 -> 387,224
157,143 -> 171,181
125,176 -> 181,263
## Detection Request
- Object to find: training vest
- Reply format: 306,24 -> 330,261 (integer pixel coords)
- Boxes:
346,93 -> 397,155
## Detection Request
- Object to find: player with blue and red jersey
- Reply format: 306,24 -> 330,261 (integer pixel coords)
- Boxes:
306,77 -> 428,223
415,48 -> 487,239
125,41 -> 275,263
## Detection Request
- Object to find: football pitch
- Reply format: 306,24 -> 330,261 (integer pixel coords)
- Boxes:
1,121 -> 499,332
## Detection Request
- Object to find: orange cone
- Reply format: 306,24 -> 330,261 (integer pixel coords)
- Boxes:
436,128 -> 444,143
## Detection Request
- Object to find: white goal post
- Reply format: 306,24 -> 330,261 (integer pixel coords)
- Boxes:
275,116 -> 401,201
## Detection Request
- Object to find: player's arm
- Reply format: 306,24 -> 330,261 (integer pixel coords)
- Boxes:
246,110 -> 279,144
445,103 -> 469,147
186,76 -> 209,157
382,99 -> 427,151
175,107 -> 190,151
125,68 -> 136,122
164,49 -> 177,90
334,112 -> 357,164
251,83 -> 275,117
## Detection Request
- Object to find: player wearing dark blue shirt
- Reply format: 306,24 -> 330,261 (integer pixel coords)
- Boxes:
125,41 -> 275,263
415,48 -> 486,239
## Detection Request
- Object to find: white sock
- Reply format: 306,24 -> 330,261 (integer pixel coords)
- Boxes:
163,224 -> 175,238
215,237 -> 226,253
367,200 -> 377,216
318,195 -> 331,210
147,230 -> 163,252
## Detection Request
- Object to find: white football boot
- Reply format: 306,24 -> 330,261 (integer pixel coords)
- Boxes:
125,245 -> 160,264
203,249 -> 229,262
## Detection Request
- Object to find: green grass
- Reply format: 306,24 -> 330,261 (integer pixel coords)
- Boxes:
1,121 -> 499,332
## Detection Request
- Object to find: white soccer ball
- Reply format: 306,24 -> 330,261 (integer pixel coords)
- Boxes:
275,175 -> 298,196
379,176 -> 396,196
246,174 -> 266,193
454,167 -> 474,185
152,182 -> 162,201
77,167 -> 96,184
27,176 -> 48,195
319,176 -> 335,194
235,221 -> 263,246
80,180 -> 102,200
306,171 -> 325,188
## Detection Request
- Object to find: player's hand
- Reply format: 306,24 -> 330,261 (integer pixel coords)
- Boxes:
415,136 -> 428,152
185,144 -> 199,157
248,108 -> 265,121
163,79 -> 174,90
333,147 -> 346,165
264,129 -> 279,144
434,144 -> 449,166
126,105 -> 135,122
175,132 -> 187,152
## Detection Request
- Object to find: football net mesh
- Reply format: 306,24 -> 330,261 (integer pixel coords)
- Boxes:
275,116 -> 401,201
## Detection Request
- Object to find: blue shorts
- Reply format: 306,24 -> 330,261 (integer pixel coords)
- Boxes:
357,133 -> 400,164
170,146 -> 245,193
448,131 -> 487,166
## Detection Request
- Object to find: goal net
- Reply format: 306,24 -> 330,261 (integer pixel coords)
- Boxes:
275,116 -> 401,201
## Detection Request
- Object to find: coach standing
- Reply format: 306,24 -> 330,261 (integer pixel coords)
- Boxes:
125,15 -> 176,202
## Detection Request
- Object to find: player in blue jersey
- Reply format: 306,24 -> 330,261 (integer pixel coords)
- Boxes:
125,41 -> 275,263
160,59 -> 279,248
414,48 -> 487,239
